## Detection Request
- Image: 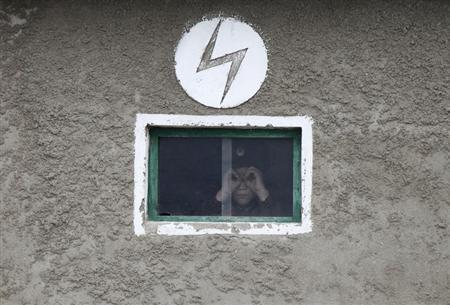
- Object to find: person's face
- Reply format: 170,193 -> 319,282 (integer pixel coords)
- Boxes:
231,167 -> 256,205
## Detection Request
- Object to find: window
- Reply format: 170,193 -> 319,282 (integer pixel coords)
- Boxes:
148,128 -> 301,222
133,115 -> 313,235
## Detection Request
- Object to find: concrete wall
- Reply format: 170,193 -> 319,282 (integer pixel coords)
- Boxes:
1,0 -> 449,304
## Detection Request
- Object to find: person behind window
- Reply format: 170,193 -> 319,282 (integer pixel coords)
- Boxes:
215,166 -> 274,216
213,142 -> 285,217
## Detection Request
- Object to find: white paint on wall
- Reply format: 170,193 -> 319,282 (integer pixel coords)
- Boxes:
9,15 -> 26,26
133,116 -> 148,236
133,114 -> 313,236
153,222 -> 311,235
174,17 -> 268,109
0,11 -> 27,26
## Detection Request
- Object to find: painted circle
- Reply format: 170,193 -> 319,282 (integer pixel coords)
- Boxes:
175,17 -> 268,109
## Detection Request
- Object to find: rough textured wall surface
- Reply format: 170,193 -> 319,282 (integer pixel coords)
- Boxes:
1,0 -> 449,304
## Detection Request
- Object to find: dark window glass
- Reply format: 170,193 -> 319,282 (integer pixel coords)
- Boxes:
158,137 -> 221,216
157,137 -> 293,217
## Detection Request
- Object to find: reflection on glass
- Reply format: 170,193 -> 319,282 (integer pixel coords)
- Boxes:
158,137 -> 293,217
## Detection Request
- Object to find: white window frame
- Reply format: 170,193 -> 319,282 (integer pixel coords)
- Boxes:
133,114 -> 313,236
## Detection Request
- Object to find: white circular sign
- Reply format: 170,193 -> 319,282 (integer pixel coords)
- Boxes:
175,17 -> 268,108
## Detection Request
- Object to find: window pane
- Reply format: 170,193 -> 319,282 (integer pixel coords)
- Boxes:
158,137 -> 222,216
157,136 -> 294,218
222,138 -> 293,217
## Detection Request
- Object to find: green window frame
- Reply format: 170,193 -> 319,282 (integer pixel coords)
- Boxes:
148,127 -> 302,223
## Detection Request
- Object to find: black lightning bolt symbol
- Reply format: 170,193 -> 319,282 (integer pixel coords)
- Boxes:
197,20 -> 248,105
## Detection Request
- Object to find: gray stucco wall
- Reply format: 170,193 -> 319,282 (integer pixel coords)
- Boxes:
1,1 -> 449,304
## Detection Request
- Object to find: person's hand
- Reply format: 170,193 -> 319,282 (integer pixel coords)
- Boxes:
215,169 -> 239,202
245,167 -> 269,202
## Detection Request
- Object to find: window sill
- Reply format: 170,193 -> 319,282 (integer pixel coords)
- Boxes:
144,220 -> 312,235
